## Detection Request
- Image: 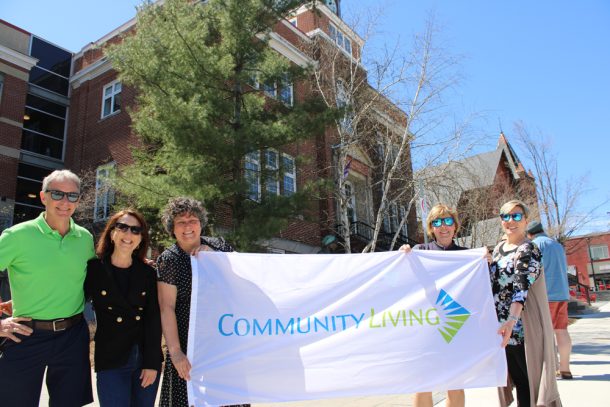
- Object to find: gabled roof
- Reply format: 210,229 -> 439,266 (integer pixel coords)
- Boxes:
417,133 -> 524,208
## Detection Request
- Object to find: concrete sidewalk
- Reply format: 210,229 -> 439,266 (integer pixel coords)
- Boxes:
41,302 -> 610,406
460,300 -> 610,407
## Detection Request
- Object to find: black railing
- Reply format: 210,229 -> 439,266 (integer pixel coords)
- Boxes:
337,221 -> 420,252
571,281 -> 592,305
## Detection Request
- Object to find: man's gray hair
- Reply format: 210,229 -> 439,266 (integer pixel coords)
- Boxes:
41,169 -> 81,192
162,197 -> 208,237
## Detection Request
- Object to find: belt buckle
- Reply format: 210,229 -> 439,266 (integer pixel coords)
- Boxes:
52,318 -> 66,332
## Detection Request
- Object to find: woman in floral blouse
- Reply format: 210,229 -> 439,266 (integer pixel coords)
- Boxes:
490,200 -> 542,406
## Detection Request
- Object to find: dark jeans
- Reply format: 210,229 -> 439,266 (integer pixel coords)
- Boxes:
97,344 -> 160,407
506,343 -> 530,407
0,319 -> 93,407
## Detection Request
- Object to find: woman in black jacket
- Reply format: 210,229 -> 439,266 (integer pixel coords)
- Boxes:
85,209 -> 162,406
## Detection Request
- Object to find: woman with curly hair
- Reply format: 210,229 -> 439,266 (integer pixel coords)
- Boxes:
156,197 -> 249,407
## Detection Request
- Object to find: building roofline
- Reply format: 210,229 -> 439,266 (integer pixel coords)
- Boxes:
294,3 -> 364,46
567,231 -> 610,240
265,31 -> 315,68
0,19 -> 31,36
73,6 -> 313,72
70,56 -> 112,89
73,17 -> 137,59
371,107 -> 406,137
0,44 -> 38,70
278,18 -> 312,44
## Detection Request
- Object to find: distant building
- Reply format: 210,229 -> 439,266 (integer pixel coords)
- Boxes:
564,231 -> 610,291
417,133 -> 538,247
0,19 -> 72,229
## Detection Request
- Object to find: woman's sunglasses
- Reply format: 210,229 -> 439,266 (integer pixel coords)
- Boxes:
431,217 -> 455,227
45,189 -> 80,203
500,213 -> 524,222
114,222 -> 143,235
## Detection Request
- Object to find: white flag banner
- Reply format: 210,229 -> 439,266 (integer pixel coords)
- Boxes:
187,248 -> 506,406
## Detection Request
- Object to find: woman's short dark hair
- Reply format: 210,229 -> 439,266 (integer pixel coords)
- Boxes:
96,209 -> 150,261
161,197 -> 208,238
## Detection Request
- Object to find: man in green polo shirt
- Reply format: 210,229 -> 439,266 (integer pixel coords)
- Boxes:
0,169 -> 95,407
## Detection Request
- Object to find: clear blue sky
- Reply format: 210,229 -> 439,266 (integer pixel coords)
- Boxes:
342,0 -> 610,234
2,0 -> 609,233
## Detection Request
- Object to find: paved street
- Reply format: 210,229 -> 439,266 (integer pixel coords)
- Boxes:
40,302 -> 610,406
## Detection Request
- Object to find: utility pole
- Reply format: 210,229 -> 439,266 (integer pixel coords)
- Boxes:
586,237 -> 598,291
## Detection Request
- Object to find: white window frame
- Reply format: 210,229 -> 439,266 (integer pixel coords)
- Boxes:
328,23 -> 352,55
262,80 -> 277,98
344,37 -> 352,54
265,149 -> 280,195
245,151 -> 261,201
328,24 -> 337,42
590,245 -> 609,260
279,75 -> 294,106
245,150 -> 297,200
251,73 -> 293,106
336,30 -> 344,49
282,154 -> 296,196
101,80 -> 122,118
94,162 -> 116,221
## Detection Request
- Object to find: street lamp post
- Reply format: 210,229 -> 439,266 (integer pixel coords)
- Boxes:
586,237 -> 598,291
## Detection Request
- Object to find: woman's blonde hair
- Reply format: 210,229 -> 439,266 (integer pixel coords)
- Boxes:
426,204 -> 460,240
499,199 -> 530,219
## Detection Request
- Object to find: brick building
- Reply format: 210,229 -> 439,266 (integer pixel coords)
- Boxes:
564,231 -> 610,291
0,1 -> 418,253
0,19 -> 72,227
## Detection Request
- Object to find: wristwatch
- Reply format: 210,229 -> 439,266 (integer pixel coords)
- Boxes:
507,315 -> 519,323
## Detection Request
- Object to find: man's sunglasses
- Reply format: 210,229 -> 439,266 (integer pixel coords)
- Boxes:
431,217 -> 455,227
114,222 -> 143,235
500,213 -> 524,222
45,189 -> 80,203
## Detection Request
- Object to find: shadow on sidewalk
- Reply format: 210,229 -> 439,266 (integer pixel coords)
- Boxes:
571,373 -> 610,382
570,360 -> 610,365
572,311 -> 610,319
572,343 -> 610,356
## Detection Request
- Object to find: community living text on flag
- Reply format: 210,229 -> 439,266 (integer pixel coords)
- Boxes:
187,249 -> 506,406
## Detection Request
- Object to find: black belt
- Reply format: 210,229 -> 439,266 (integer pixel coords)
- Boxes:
21,313 -> 83,332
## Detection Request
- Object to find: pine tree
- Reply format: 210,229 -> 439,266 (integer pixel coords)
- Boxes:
106,0 -> 333,250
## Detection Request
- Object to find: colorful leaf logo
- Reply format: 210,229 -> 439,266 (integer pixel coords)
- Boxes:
435,289 -> 471,343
